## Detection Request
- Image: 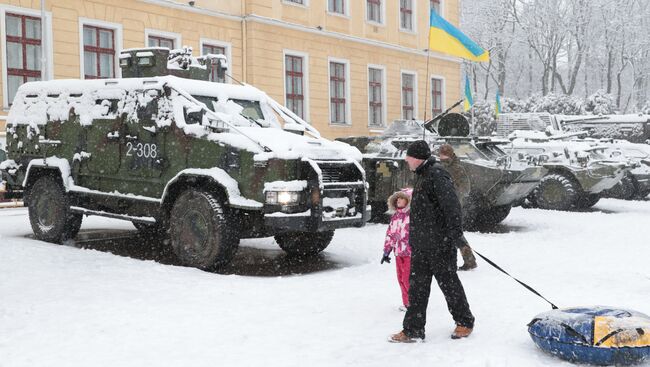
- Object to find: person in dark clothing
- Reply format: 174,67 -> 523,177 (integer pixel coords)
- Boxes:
390,140 -> 475,343
438,144 -> 477,271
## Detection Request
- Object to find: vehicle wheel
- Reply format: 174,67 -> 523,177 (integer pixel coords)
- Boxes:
27,175 -> 82,243
534,173 -> 579,211
576,193 -> 600,208
474,205 -> 512,226
168,189 -> 238,270
275,230 -> 334,256
605,173 -> 636,200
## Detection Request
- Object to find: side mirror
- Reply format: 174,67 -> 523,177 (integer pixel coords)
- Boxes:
184,106 -> 205,125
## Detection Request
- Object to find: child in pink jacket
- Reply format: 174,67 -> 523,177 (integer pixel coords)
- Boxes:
381,189 -> 412,311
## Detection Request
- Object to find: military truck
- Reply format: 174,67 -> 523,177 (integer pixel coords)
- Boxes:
338,112 -> 547,228
0,47 -> 370,270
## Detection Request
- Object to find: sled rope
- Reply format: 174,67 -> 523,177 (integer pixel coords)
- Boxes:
473,250 -> 559,310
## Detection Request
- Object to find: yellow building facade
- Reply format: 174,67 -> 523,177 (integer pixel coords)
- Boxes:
0,0 -> 462,140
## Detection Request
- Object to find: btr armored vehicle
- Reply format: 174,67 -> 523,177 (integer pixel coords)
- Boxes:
338,112 -> 547,228
0,48 -> 369,270
497,113 -> 631,210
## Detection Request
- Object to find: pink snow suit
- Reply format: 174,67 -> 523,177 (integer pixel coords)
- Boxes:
384,202 -> 411,308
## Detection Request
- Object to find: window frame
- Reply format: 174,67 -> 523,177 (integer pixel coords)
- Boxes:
78,18 -> 123,81
430,0 -> 444,16
327,0 -> 349,17
283,50 -> 310,122
365,0 -> 385,25
200,38 -> 232,84
144,29 -> 182,50
367,64 -> 386,128
401,70 -> 418,120
398,0 -> 417,33
282,0 -> 308,7
0,5 -> 53,109
327,57 -> 351,126
430,75 -> 445,116
82,25 -> 116,79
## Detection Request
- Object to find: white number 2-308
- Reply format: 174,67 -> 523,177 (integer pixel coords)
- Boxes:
126,142 -> 158,159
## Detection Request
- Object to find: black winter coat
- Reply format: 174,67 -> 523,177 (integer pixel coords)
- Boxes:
409,157 -> 465,272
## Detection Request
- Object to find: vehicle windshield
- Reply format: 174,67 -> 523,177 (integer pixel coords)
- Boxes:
192,95 -> 265,122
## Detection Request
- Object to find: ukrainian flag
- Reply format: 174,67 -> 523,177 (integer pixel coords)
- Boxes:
429,10 -> 489,62
495,90 -> 502,118
464,75 -> 473,111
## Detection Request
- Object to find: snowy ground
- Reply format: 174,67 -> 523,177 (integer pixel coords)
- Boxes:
1,199 -> 649,367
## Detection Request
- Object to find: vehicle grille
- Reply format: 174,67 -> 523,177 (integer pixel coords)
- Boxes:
320,165 -> 342,183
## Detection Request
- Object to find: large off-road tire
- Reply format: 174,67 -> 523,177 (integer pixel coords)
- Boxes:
575,193 -> 600,208
534,173 -> 579,211
605,173 -> 637,200
474,205 -> 512,227
27,176 -> 82,243
275,231 -> 334,256
168,189 -> 238,270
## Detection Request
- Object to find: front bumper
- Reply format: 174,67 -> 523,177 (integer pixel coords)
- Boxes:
264,205 -> 371,233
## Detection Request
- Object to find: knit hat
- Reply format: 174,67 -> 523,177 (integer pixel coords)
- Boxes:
406,140 -> 431,160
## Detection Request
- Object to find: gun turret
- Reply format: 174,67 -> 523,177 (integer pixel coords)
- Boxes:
119,47 -> 228,81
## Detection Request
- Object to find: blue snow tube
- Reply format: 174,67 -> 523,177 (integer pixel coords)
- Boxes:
528,307 -> 650,365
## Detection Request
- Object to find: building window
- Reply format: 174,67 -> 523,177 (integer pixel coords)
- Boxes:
285,55 -> 305,119
83,25 -> 115,79
402,73 -> 415,120
431,0 -> 441,14
367,0 -> 382,23
431,77 -> 443,115
148,35 -> 175,49
329,0 -> 345,15
400,0 -> 413,31
5,13 -> 42,104
202,44 -> 226,83
368,68 -> 384,126
329,62 -> 347,124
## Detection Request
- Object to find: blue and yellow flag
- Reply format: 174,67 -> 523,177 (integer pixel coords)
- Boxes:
463,75 -> 473,111
429,10 -> 489,62
495,90 -> 502,118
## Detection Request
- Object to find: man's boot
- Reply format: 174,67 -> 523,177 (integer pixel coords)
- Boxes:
458,245 -> 477,271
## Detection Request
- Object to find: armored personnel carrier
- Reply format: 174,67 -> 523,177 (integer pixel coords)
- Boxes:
0,48 -> 370,270
338,111 -> 546,228
497,113 -> 636,208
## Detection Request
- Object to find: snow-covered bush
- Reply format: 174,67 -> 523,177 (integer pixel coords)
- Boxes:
583,90 -> 617,115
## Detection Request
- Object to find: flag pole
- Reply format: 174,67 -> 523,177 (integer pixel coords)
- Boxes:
423,12 -> 432,140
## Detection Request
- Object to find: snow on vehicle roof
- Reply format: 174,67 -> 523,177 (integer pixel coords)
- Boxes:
7,76 -> 360,161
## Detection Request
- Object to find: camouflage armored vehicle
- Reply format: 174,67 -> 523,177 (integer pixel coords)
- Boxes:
0,48 -> 370,270
589,139 -> 650,200
497,113 -> 636,209
338,111 -> 547,228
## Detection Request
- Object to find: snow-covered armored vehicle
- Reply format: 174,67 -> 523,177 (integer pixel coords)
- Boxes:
561,114 -> 650,144
497,113 -> 631,210
338,112 -> 547,228
0,48 -> 370,270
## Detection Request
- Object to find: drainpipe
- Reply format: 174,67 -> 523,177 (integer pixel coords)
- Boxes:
41,0 -> 48,80
241,1 -> 247,83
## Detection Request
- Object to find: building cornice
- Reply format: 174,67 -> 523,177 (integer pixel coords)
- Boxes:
137,0 -> 462,64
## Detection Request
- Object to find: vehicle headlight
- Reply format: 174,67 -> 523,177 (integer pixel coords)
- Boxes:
265,191 -> 301,205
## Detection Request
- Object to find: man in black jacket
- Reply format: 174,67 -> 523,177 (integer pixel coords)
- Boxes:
390,140 -> 475,343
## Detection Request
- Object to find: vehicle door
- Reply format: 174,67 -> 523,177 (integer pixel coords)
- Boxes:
121,89 -> 167,197
78,94 -> 122,192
